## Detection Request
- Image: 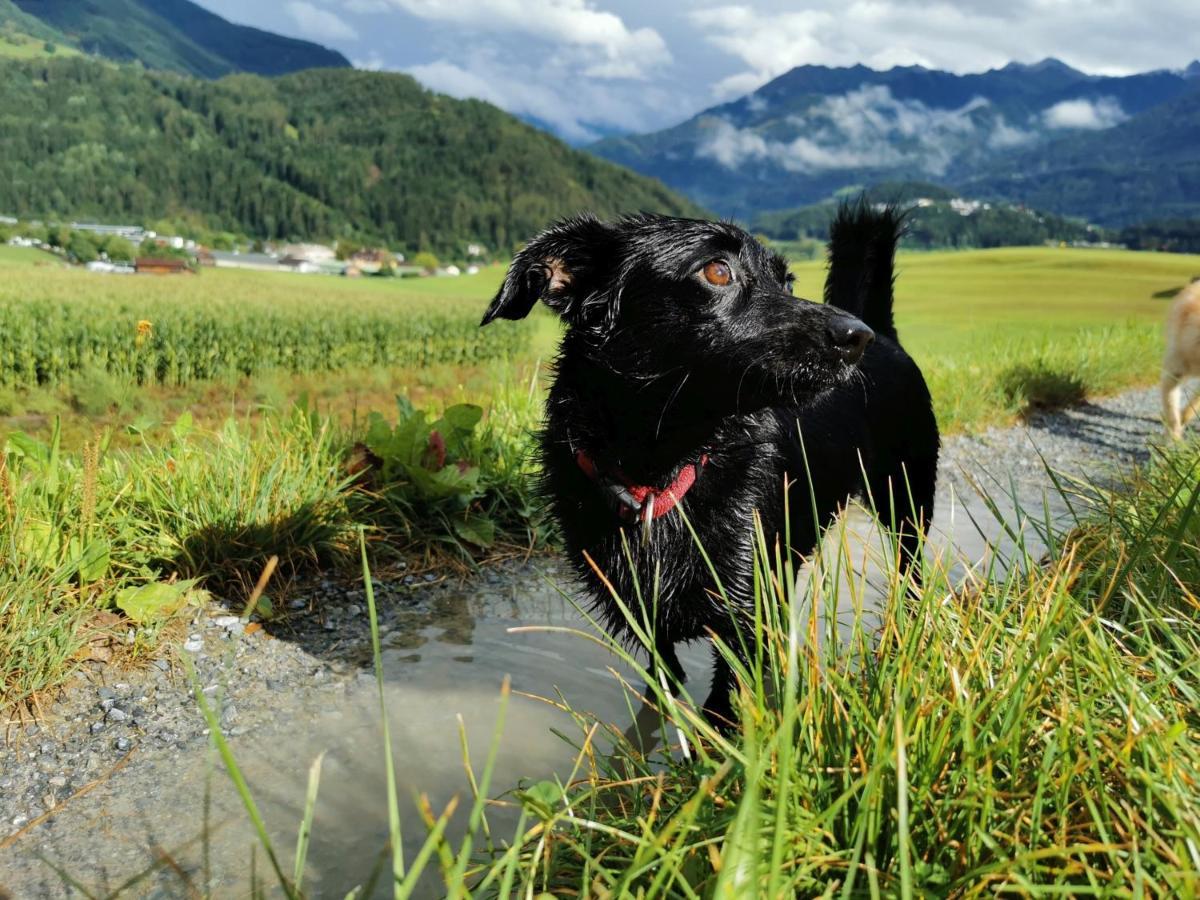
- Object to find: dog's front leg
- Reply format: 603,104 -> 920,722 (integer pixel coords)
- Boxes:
702,650 -> 736,732
651,639 -> 688,694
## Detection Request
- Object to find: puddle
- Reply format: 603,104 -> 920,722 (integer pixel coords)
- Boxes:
0,468 -> 1090,897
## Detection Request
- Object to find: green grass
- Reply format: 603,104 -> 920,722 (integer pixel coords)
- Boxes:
0,244 -> 64,268
789,246 -> 1200,430
0,385 -> 549,710
0,32 -> 78,61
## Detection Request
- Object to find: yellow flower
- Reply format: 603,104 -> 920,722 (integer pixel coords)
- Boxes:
136,319 -> 152,336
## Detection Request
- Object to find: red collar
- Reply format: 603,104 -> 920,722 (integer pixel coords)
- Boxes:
575,449 -> 709,522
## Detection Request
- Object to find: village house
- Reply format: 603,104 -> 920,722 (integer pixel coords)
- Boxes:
135,257 -> 191,275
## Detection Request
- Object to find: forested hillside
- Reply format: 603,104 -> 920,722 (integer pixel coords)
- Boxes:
9,0 -> 349,77
752,182 -> 1100,249
0,58 -> 702,253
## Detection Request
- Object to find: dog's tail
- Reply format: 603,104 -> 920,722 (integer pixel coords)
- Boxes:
823,198 -> 906,343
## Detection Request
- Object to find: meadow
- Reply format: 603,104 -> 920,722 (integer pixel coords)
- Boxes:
3,242 -> 1200,894
1,242 -> 1197,708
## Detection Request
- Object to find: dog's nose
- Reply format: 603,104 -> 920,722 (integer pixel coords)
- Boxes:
826,317 -> 875,363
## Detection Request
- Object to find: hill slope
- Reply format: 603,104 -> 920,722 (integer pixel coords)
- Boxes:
0,58 -> 703,252
11,0 -> 349,77
591,59 -> 1200,223
962,87 -> 1200,226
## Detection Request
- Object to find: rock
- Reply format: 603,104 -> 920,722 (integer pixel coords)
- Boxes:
106,708 -> 128,723
183,635 -> 204,653
114,737 -> 132,752
212,615 -> 241,630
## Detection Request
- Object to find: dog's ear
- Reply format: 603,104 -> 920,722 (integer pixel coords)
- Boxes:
481,214 -> 616,326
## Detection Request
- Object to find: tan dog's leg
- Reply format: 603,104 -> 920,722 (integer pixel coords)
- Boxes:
1163,372 -> 1184,440
1182,386 -> 1200,430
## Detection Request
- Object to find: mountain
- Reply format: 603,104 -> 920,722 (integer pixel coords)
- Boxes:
8,0 -> 349,77
0,57 -> 703,252
590,59 -> 1200,224
961,87 -> 1200,226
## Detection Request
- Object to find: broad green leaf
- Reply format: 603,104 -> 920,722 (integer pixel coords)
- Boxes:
441,403 -> 483,433
171,411 -> 194,439
452,515 -> 495,548
70,537 -> 111,582
116,581 -> 192,625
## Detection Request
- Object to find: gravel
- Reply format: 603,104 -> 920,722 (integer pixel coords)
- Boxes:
0,385 -> 1172,897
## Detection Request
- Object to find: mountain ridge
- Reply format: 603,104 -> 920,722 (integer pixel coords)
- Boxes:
590,58 -> 1200,225
8,0 -> 350,77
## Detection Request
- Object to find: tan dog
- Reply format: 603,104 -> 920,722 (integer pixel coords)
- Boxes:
1162,278 -> 1200,439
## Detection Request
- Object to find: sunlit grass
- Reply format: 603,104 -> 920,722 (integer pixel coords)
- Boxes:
195,436 -> 1200,896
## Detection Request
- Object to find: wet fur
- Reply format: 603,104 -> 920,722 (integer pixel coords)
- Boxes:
482,204 -> 939,723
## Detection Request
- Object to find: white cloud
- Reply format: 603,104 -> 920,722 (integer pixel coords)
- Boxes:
286,1 -> 359,40
697,85 -> 1022,174
1042,96 -> 1127,129
407,55 -> 677,141
688,1 -> 1200,98
378,0 -> 669,79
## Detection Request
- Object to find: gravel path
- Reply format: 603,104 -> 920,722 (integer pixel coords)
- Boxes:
0,385 -> 1173,898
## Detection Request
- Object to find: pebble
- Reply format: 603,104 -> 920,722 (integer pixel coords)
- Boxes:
183,635 -> 204,653
212,615 -> 241,630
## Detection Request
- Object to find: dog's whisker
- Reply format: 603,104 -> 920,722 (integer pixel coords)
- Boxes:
655,371 -> 691,441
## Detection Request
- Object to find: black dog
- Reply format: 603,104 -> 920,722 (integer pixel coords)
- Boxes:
481,203 -> 939,723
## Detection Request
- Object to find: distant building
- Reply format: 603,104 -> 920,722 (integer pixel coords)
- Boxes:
279,256 -> 321,274
280,242 -> 336,263
210,250 -> 281,272
136,257 -> 191,275
70,222 -> 147,244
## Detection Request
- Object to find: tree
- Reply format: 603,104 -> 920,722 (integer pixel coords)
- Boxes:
101,236 -> 136,262
413,251 -> 439,273
68,231 -> 99,263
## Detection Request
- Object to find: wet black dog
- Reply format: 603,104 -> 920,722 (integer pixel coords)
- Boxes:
481,203 -> 939,723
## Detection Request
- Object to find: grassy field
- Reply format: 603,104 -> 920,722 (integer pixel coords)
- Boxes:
0,32 -> 79,62
2,244 -> 1196,447
792,245 -> 1200,429
1,243 -> 1197,707
3,243 -> 1200,892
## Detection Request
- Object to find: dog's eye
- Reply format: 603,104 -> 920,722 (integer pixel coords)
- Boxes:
701,260 -> 733,287
785,274 -> 795,295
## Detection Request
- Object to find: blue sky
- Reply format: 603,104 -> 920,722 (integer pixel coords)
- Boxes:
195,0 -> 1200,142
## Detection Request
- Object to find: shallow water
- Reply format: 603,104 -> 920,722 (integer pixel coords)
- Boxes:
1,471 -> 1083,898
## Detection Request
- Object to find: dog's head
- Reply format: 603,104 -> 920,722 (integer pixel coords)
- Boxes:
482,213 -> 872,412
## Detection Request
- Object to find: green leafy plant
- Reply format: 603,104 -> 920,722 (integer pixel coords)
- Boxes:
360,398 -> 497,550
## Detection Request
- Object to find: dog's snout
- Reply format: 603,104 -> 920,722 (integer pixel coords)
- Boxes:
826,317 -> 874,364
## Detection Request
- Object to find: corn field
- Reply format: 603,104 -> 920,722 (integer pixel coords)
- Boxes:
0,267 -> 528,387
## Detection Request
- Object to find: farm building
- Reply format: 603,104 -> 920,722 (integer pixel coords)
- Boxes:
135,257 -> 191,275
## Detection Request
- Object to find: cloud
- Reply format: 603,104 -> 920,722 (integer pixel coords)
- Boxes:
378,0 -> 669,79
687,1 -> 1200,98
697,85 -> 1023,174
1042,96 -> 1127,129
285,1 -> 359,40
407,55 -> 678,141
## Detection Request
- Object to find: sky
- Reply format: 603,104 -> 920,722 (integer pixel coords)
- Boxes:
195,0 -> 1200,143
